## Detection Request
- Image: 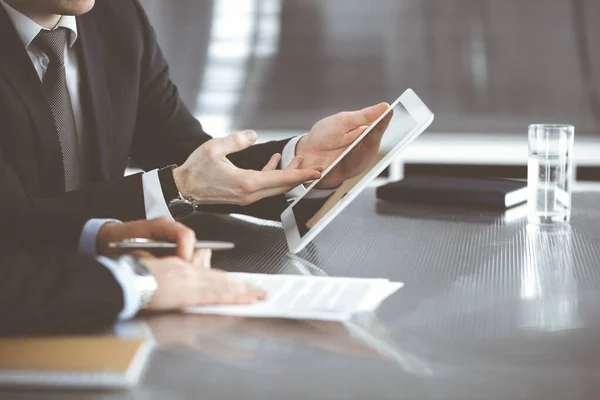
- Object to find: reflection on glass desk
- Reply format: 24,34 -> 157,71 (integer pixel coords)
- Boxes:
5,188 -> 600,400
132,314 -> 427,370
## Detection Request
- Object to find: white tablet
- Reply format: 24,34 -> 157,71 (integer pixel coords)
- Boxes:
281,88 -> 434,253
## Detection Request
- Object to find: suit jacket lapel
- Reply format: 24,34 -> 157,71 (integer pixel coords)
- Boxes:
0,5 -> 66,196
77,11 -> 113,182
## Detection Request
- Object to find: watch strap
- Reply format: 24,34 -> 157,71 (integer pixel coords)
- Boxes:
119,255 -> 158,311
158,164 -> 180,205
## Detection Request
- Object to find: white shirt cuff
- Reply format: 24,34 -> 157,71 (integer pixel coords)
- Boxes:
142,169 -> 174,220
96,256 -> 142,321
78,218 -> 122,256
282,137 -> 307,199
282,136 -> 338,200
281,136 -> 302,169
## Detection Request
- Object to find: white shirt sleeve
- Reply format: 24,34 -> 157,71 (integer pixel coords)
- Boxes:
281,136 -> 337,200
281,136 -> 303,171
78,218 -> 122,256
142,169 -> 174,220
96,256 -> 143,321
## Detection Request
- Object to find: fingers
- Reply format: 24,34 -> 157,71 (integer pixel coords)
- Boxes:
248,167 -> 322,191
238,168 -> 323,204
194,270 -> 268,305
341,102 -> 389,130
265,154 -> 305,172
370,107 -> 394,141
245,167 -> 323,202
243,185 -> 307,205
207,270 -> 267,297
261,153 -> 282,171
230,155 -> 323,205
232,166 -> 323,205
221,275 -> 268,302
131,250 -> 155,259
146,218 -> 196,262
144,258 -> 269,311
348,106 -> 393,150
207,130 -> 258,156
191,249 -> 212,269
285,155 -> 304,170
95,219 -> 197,261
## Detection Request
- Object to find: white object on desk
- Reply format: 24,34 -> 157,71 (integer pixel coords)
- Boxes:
187,273 -> 403,321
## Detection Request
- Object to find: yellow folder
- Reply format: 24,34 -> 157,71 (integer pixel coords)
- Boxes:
0,336 -> 152,389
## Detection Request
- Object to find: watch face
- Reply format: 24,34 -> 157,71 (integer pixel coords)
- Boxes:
169,199 -> 195,220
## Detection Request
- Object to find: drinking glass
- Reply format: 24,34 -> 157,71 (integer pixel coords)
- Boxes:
527,124 -> 574,224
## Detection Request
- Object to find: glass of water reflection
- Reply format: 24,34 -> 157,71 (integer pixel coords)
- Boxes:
527,124 -> 574,224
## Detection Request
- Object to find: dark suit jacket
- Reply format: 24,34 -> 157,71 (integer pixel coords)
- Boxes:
0,213 -> 123,336
0,0 -> 288,224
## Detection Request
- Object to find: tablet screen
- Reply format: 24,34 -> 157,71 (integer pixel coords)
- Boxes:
292,102 -> 417,237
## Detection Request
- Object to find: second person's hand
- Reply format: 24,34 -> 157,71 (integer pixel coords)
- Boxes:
141,256 -> 267,310
96,217 -> 198,262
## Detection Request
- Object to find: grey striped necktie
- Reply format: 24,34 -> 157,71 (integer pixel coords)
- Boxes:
34,28 -> 82,192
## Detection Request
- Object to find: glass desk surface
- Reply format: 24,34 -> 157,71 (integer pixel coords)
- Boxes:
5,188 -> 600,400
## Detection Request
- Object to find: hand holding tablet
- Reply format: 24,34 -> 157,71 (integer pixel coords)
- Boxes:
281,89 -> 434,253
294,102 -> 393,190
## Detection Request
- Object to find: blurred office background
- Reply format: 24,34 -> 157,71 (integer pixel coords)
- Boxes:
139,0 -> 600,179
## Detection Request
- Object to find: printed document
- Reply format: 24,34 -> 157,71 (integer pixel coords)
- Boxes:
187,273 -> 403,321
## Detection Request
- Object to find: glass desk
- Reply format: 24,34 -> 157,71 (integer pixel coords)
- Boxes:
6,188 -> 600,400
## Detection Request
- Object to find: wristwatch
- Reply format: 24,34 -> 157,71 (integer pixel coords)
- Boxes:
168,193 -> 198,220
118,255 -> 158,310
158,164 -> 198,219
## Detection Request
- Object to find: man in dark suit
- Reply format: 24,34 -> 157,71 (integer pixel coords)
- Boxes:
0,214 -> 266,336
0,0 -> 388,224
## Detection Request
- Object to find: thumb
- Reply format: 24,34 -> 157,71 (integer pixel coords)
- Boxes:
341,102 -> 389,130
209,130 -> 258,155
